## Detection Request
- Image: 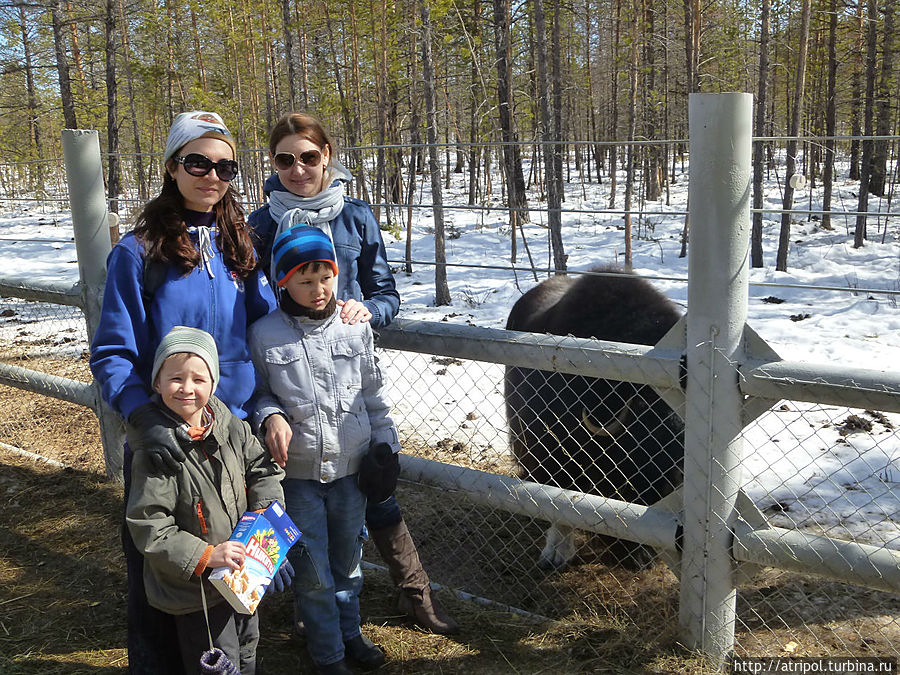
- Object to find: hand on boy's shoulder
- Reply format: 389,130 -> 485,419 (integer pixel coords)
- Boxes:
336,298 -> 372,325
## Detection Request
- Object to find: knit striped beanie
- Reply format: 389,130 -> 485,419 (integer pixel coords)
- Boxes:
151,326 -> 220,394
272,225 -> 339,287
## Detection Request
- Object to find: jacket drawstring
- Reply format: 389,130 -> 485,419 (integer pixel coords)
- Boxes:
189,225 -> 216,279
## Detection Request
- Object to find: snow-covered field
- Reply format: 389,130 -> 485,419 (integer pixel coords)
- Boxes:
1,153 -> 899,548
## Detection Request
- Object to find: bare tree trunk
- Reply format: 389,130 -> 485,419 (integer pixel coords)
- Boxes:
282,0 -> 298,110
492,0 -> 529,264
869,0 -> 895,197
679,0 -> 699,258
584,3 -> 599,183
323,1 -> 354,167
467,0 -> 482,205
164,0 -> 186,117
51,0 -> 77,129
821,0 -> 837,231
855,0 -> 878,247
241,0 -> 263,172
642,0 -> 661,202
294,1 -> 309,108
608,0 -> 621,209
535,0 -> 566,274
65,1 -> 85,101
775,0 -> 811,272
263,30 -> 276,131
662,0 -> 671,204
683,0 -> 700,93
227,7 -> 252,196
420,0 -> 450,305
348,1 -> 370,202
117,0 -> 146,200
382,0 -> 404,213
406,25 -> 421,275
105,0 -> 120,216
550,0 -> 566,272
370,0 -> 385,222
190,8 -> 207,91
623,0 -> 639,270
751,0 -> 770,267
849,1 -> 864,180
18,6 -> 42,157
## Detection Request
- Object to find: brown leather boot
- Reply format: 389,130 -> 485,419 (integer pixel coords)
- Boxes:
370,519 -> 459,634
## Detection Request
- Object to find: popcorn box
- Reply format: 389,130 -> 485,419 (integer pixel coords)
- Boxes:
209,502 -> 301,614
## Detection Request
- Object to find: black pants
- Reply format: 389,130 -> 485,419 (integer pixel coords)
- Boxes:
123,448 -> 186,675
174,602 -> 259,675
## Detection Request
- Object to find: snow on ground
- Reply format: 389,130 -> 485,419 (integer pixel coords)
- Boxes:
1,153 -> 899,546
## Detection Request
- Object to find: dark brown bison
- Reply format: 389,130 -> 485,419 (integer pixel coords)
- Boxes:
505,266 -> 684,569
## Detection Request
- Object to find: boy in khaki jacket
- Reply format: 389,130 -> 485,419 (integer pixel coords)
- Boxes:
127,326 -> 288,674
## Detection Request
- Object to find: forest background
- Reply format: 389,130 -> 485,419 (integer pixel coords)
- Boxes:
0,2 -> 898,669
0,0 -> 897,281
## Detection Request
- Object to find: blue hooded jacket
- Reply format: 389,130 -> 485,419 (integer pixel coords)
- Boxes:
89,229 -> 277,420
248,174 -> 400,329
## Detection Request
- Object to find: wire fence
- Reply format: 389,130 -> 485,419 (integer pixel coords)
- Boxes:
1,135 -> 897,233
377,344 -> 900,657
2,299 -> 899,658
2,125 -> 900,665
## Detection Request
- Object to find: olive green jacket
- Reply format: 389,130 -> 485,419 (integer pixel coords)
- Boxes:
127,395 -> 285,614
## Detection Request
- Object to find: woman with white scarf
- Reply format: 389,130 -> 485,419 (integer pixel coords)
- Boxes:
248,113 -> 457,636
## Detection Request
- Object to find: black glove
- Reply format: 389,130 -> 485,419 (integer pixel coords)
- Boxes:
358,443 -> 400,503
271,559 -> 294,592
126,402 -> 189,472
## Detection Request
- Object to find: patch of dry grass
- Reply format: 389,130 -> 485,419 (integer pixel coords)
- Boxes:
3,385 -> 898,673
0,438 -> 707,674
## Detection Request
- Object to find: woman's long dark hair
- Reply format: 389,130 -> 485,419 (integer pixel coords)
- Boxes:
133,170 -> 257,278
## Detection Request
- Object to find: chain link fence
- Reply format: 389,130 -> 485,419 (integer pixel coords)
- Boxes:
376,334 -> 900,657
734,396 -> 900,657
2,113 -> 900,665
2,288 -> 899,658
0,292 -> 99,465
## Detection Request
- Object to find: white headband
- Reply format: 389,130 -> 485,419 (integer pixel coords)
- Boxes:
164,111 -> 236,163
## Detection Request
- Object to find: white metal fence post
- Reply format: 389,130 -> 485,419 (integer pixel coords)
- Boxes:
679,93 -> 753,666
62,129 -> 125,482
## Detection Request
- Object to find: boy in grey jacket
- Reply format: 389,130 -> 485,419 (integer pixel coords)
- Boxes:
249,225 -> 400,675
127,326 -> 288,674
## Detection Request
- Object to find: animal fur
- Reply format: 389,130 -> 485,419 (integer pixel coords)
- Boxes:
505,266 -> 684,569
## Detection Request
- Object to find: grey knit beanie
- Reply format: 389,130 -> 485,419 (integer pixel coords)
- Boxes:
151,326 -> 219,394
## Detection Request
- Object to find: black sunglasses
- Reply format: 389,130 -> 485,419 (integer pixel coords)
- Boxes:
174,153 -> 239,182
273,150 -> 323,171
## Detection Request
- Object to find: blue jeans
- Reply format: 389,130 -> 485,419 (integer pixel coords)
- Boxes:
283,475 -> 366,666
365,493 -> 402,530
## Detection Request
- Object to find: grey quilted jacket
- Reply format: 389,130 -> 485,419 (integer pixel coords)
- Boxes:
248,307 -> 400,483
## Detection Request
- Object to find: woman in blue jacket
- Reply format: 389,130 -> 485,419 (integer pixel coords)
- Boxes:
90,111 -> 278,673
248,112 -> 457,634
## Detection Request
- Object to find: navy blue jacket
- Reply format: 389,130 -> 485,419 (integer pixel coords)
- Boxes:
248,175 -> 400,329
89,230 -> 277,420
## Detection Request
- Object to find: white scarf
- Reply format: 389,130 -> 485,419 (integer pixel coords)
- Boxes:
267,160 -> 353,232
